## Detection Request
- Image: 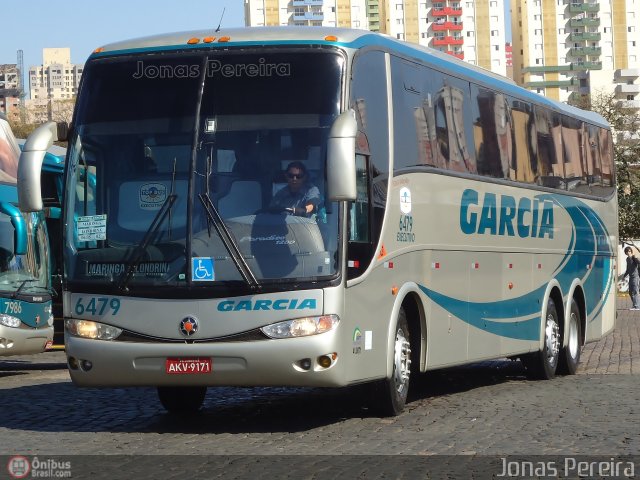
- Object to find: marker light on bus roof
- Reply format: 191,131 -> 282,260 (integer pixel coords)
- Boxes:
218,36 -> 231,43
324,35 -> 338,42
187,38 -> 200,45
93,47 -> 105,54
203,37 -> 216,43
261,315 -> 339,339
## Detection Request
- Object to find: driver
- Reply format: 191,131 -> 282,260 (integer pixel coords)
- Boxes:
269,161 -> 320,217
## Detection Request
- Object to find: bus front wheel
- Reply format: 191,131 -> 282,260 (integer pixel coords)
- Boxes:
376,307 -> 412,416
522,298 -> 560,380
157,386 -> 207,413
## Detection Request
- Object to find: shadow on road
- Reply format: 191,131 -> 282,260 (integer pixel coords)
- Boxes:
0,359 -> 529,434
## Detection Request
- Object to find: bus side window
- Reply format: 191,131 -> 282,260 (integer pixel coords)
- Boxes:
347,154 -> 372,279
349,50 -> 389,279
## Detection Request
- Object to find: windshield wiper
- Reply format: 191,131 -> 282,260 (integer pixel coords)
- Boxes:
11,279 -> 51,299
198,193 -> 261,292
117,194 -> 177,293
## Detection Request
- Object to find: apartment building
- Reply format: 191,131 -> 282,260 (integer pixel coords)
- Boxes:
29,48 -> 83,101
511,0 -> 640,108
0,64 -> 21,122
244,0 -> 508,76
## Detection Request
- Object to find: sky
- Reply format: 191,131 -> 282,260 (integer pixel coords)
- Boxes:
0,0 -> 244,93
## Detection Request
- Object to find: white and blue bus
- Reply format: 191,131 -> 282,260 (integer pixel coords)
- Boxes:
0,113 -> 60,356
23,28 -> 615,414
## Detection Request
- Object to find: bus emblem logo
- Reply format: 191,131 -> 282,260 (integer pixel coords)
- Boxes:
139,183 -> 167,210
179,316 -> 199,336
400,187 -> 412,214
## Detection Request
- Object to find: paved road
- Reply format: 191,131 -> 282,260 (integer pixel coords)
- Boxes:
1,299 -> 639,477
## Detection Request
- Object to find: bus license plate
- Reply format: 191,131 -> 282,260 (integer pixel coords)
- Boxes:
165,358 -> 212,374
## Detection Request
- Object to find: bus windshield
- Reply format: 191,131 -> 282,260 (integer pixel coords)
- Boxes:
0,212 -> 50,297
64,49 -> 343,294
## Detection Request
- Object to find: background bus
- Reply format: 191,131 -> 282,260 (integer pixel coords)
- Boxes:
26,27 -> 616,415
0,113 -> 57,356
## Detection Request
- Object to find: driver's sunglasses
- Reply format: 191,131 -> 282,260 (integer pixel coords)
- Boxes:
287,172 -> 305,180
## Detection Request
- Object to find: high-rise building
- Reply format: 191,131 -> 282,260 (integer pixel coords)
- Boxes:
244,0 -> 508,76
244,0 -> 369,28
26,48 -> 83,124
0,64 -> 21,122
511,0 -> 640,108
29,48 -> 83,101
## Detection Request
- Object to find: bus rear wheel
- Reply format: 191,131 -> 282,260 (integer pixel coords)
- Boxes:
558,299 -> 582,375
376,307 -> 412,416
522,298 -> 560,380
157,386 -> 207,413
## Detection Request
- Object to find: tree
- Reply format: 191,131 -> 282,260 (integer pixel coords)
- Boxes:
571,91 -> 640,242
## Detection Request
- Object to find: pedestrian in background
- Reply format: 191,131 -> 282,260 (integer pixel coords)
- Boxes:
621,246 -> 640,310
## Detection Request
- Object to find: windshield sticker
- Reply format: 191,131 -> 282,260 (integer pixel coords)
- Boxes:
192,257 -> 215,282
139,183 -> 167,210
400,187 -> 412,214
86,262 -> 169,277
77,214 -> 107,241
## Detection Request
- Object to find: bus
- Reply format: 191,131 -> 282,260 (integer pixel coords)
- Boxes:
0,113 -> 60,356
17,138 -> 66,349
22,27 -> 616,415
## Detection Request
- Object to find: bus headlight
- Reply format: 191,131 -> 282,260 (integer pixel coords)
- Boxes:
65,319 -> 122,340
0,314 -> 21,328
261,315 -> 339,339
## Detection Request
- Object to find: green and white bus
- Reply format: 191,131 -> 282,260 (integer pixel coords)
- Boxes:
24,27 -> 616,414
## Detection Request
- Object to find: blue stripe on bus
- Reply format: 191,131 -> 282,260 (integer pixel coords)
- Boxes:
419,194 -> 614,341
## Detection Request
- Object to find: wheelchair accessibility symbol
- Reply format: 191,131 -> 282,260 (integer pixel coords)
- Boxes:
192,257 -> 215,281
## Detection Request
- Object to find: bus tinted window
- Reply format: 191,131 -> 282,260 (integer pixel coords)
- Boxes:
471,84 -> 510,178
429,72 -> 474,173
599,128 -> 614,192
390,56 -> 422,169
562,115 -> 588,194
509,98 -> 538,184
534,106 -> 563,189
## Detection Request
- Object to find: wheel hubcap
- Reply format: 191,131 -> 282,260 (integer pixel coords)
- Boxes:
545,315 -> 560,368
393,328 -> 411,394
568,313 -> 579,359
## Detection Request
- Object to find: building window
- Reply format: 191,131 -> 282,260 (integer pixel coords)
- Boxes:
535,29 -> 542,35
396,4 -> 404,10
397,33 -> 405,39
491,30 -> 499,36
494,45 -> 500,50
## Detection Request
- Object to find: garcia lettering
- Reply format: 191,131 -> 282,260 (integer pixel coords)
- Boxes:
460,189 -> 554,239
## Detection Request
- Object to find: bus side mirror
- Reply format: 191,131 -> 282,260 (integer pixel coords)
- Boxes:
18,122 -> 58,213
327,109 -> 357,202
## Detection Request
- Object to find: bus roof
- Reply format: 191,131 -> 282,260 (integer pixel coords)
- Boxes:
92,26 -> 608,129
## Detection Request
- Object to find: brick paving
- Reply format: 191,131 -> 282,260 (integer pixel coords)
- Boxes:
0,297 -> 638,465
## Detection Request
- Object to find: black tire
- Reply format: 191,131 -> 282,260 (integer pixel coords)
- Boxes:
157,386 -> 207,413
376,307 -> 412,416
558,299 -> 582,375
522,298 -> 560,380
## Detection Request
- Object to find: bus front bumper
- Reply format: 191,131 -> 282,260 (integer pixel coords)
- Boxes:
0,325 -> 53,357
65,330 -> 347,388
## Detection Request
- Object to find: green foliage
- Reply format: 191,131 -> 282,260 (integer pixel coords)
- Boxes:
7,120 -> 39,140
